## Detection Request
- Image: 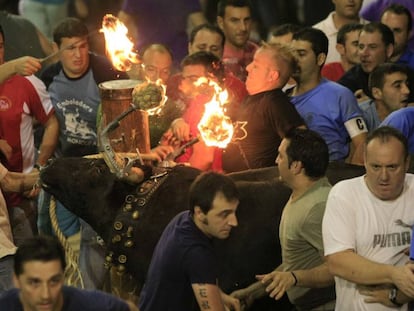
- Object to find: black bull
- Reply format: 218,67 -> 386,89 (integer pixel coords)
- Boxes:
40,158 -> 365,310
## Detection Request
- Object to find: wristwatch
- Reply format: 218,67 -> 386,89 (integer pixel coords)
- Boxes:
389,287 -> 403,307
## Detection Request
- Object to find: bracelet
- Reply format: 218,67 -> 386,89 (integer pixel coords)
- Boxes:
291,271 -> 298,286
389,287 -> 403,307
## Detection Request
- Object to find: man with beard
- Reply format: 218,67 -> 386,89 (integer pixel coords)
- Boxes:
139,172 -> 240,311
321,23 -> 363,81
217,0 -> 258,81
289,27 -> 367,165
338,22 -> 395,100
380,4 -> 414,69
231,128 -> 336,310
359,63 -> 410,131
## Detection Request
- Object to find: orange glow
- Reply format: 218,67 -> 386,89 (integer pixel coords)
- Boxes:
100,14 -> 140,71
196,77 -> 234,148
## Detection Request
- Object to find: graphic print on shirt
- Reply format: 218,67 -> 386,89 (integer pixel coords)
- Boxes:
373,230 -> 410,248
232,121 -> 248,141
57,100 -> 96,146
0,96 -> 11,111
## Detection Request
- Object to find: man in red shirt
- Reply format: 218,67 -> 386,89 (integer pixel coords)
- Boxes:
0,25 -> 58,245
217,0 -> 258,82
322,23 -> 363,81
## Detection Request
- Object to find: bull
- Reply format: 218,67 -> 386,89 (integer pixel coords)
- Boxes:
40,157 -> 366,310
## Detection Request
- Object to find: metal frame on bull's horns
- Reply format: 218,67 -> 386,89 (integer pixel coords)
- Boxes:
98,104 -> 143,180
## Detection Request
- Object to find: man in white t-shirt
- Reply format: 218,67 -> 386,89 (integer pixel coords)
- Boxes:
314,0 -> 366,63
323,126 -> 414,310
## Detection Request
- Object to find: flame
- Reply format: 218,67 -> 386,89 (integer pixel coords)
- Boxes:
100,14 -> 140,71
196,77 -> 234,148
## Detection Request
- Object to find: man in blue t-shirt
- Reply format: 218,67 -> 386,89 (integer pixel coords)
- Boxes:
139,172 -> 241,311
380,107 -> 414,153
359,62 -> 410,131
0,235 -> 138,311
289,27 -> 368,165
381,4 -> 414,70
39,17 -> 129,290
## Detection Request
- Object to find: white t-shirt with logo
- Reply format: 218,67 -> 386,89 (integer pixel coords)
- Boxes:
323,174 -> 414,311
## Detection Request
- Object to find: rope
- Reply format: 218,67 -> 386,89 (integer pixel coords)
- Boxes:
49,196 -> 85,288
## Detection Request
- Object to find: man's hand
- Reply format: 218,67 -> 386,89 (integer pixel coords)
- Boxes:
13,56 -> 42,76
358,285 -> 396,307
150,145 -> 174,162
221,291 -> 240,311
170,118 -> 190,142
230,287 -> 256,310
0,139 -> 12,161
391,264 -> 414,297
159,129 -> 181,148
257,271 -> 296,300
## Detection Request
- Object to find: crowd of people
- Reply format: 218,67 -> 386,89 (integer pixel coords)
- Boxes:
0,0 -> 414,310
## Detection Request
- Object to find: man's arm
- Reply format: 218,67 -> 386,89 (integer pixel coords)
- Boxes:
0,170 -> 39,193
0,56 -> 42,83
37,114 -> 59,166
221,290 -> 240,311
326,249 -> 414,297
344,116 -> 368,165
359,286 -> 413,307
257,262 -> 334,300
192,283 -> 229,311
349,132 -> 366,165
231,264 -> 286,307
0,139 -> 12,161
231,280 -> 266,309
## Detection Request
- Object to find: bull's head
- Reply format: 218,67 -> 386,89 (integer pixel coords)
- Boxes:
40,157 -> 138,243
40,157 -> 201,290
